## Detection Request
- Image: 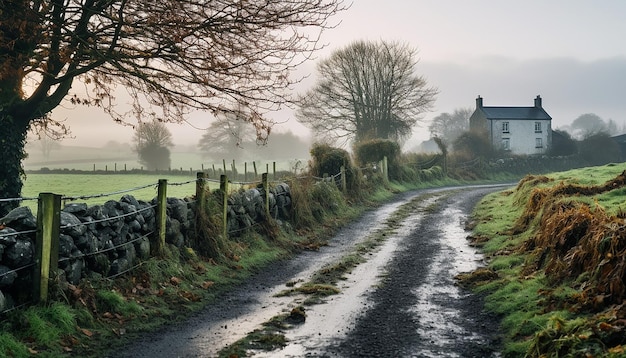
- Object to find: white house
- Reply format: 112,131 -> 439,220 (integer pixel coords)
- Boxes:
469,95 -> 552,155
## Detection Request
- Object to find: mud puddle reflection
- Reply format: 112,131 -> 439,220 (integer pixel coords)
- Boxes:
254,197 -> 440,357
410,204 -> 493,357
188,196 -> 421,357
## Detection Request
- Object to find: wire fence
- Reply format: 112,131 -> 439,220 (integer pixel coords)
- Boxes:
0,157 -> 388,317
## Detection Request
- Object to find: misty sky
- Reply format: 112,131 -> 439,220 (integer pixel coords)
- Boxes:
49,0 -> 626,148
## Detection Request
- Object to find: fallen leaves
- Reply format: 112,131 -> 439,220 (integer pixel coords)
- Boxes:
170,276 -> 182,286
80,328 -> 94,337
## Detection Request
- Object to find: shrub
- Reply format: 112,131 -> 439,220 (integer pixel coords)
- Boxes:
453,131 -> 495,161
353,139 -> 402,180
309,143 -> 363,198
353,139 -> 400,166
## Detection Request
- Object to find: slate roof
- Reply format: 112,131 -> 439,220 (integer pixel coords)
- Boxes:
480,106 -> 552,120
611,133 -> 626,144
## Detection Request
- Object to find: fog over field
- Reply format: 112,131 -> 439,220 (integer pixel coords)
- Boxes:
36,0 -> 626,151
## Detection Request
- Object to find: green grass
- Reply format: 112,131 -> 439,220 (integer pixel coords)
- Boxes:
469,163 -> 626,357
0,332 -> 30,358
546,163 -> 625,185
96,290 -> 144,316
24,144 -> 304,174
0,302 -> 77,357
21,173 -> 210,211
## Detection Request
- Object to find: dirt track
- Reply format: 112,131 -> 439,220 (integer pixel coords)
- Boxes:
109,185 -> 507,357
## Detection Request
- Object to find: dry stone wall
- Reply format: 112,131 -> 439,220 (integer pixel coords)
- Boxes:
0,182 -> 291,312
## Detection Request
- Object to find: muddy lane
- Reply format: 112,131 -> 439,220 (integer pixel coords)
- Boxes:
108,189 -> 428,358
323,186 -> 503,357
109,185 -> 505,358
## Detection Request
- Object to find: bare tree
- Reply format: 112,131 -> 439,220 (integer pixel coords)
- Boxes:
28,118 -> 65,160
570,113 -> 612,139
133,120 -> 174,170
428,108 -> 472,148
197,109 -> 256,161
296,40 -> 438,145
0,0 -> 346,215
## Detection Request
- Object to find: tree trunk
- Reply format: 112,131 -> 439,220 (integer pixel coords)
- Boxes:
0,112 -> 29,217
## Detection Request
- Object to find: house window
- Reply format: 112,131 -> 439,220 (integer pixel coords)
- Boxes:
502,138 -> 510,151
535,138 -> 543,148
535,122 -> 542,133
502,122 -> 509,133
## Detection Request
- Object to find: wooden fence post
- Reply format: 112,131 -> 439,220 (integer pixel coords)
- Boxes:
383,156 -> 389,182
244,162 -> 248,182
220,175 -> 229,239
195,172 -> 207,248
222,159 -> 227,175
262,173 -> 270,219
253,161 -> 258,177
154,179 -> 167,257
340,165 -> 347,193
196,172 -> 206,212
34,193 -> 61,303
273,162 -> 276,180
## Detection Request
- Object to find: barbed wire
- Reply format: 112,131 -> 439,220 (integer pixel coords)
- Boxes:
0,228 -> 38,238
200,177 -> 222,184
407,156 -> 440,169
62,182 -> 158,202
57,231 -> 153,263
228,221 -> 262,235
0,262 -> 36,279
0,197 -> 38,203
60,204 -> 157,229
168,178 -> 198,186
105,262 -> 144,280
454,157 -> 481,169
0,300 -> 36,316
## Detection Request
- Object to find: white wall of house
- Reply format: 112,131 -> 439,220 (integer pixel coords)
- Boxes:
490,119 -> 551,155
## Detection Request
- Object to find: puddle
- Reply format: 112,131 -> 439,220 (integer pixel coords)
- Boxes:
409,205 -> 491,357
182,194 -> 421,357
254,198 -> 439,357
114,187 -> 505,358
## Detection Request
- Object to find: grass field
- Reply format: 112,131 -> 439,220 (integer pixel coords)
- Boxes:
21,173 -> 214,211
20,144 -> 307,212
20,168 -> 297,212
23,145 -> 307,173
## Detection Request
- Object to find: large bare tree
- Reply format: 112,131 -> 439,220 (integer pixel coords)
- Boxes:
197,108 -> 256,161
0,0 -> 346,215
296,40 -> 438,145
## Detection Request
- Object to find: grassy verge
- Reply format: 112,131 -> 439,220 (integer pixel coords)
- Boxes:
462,163 -> 626,357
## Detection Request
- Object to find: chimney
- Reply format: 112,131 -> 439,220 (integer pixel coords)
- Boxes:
534,95 -> 542,108
476,95 -> 483,109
